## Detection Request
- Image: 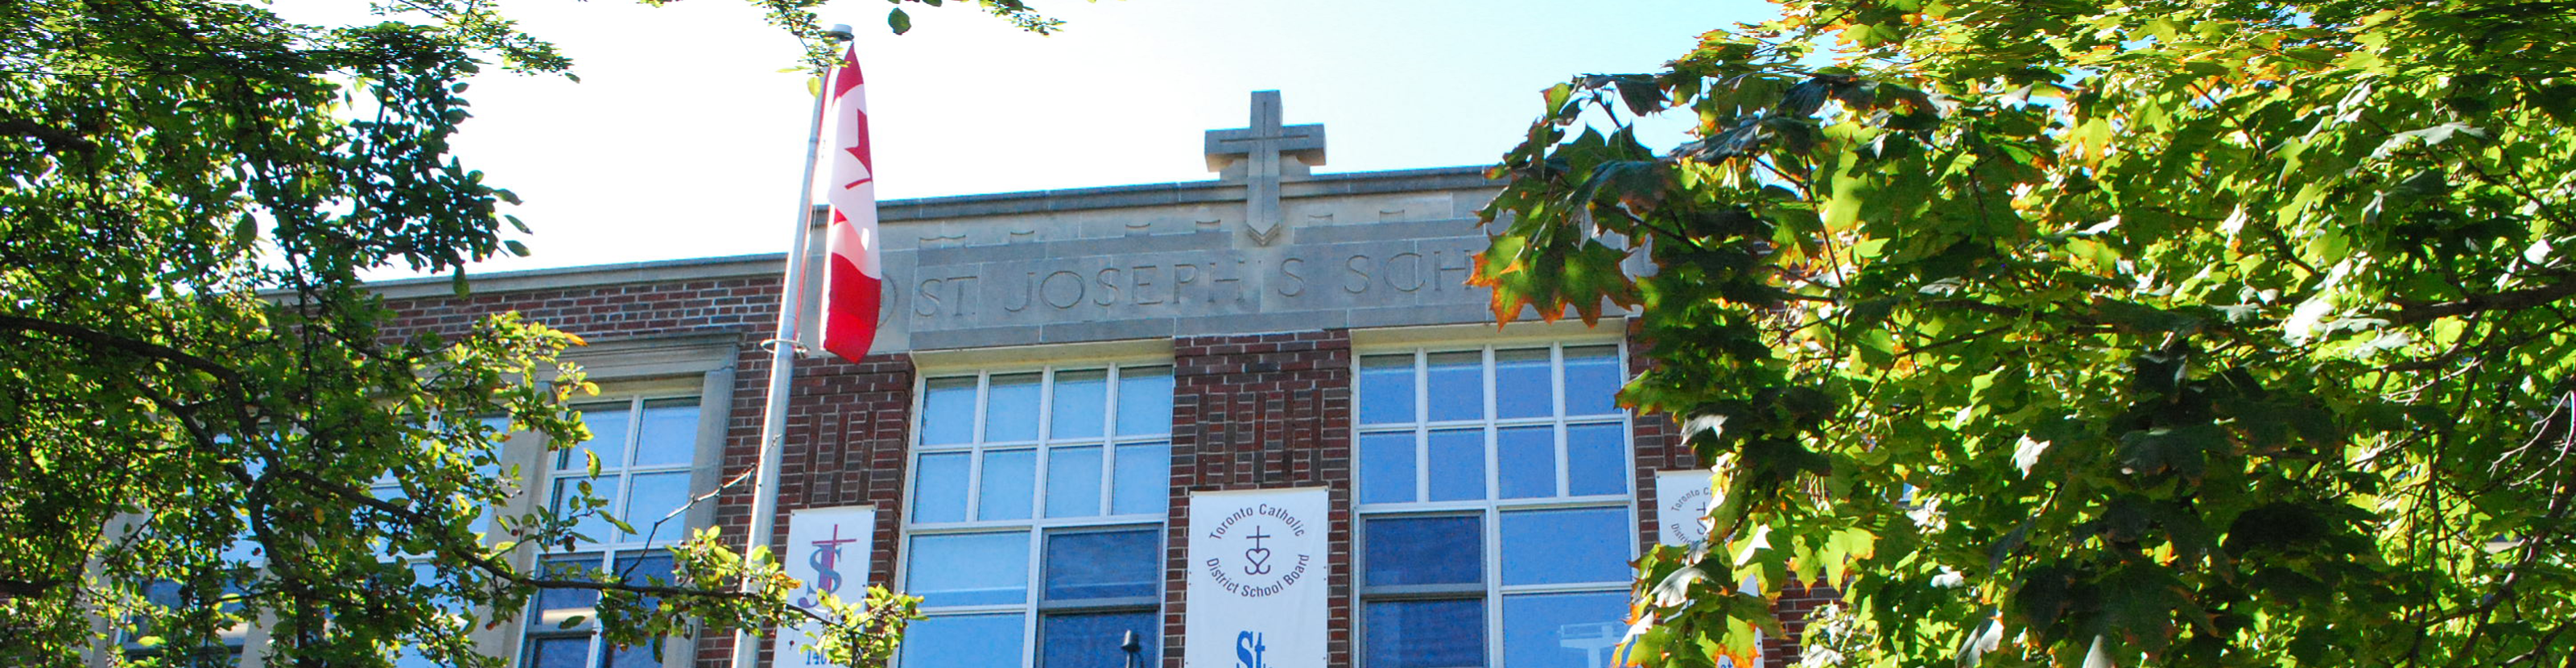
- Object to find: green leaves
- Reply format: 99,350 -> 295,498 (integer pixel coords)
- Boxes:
0,0 -> 963,664
1480,0 -> 2576,665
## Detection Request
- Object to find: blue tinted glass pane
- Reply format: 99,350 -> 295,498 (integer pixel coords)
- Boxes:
631,399 -> 700,467
1040,612 -> 1157,668
1358,432 -> 1417,505
562,404 -> 630,470
979,449 -> 1037,521
608,641 -> 663,668
1364,516 -> 1480,586
902,613 -> 1026,668
1425,352 -> 1483,422
526,637 -> 592,668
907,533 -> 1029,607
987,373 -> 1043,442
551,479 -> 612,549
1042,529 -> 1159,601
1501,508 -> 1630,585
1046,446 -> 1104,518
1364,600 -> 1484,668
1566,423 -> 1627,497
1426,429 -> 1484,502
920,377 -> 979,445
1504,592 -> 1630,668
1111,443 -> 1170,516
1116,367 -> 1174,436
616,552 -> 677,610
1563,346 -> 1622,415
531,557 -> 601,631
140,579 -> 183,611
1358,355 -> 1417,425
392,645 -> 438,668
912,452 -> 971,523
1494,348 -> 1554,419
621,472 -> 692,539
1051,370 -> 1109,440
1497,426 -> 1556,499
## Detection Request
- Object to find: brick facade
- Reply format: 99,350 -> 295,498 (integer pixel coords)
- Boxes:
1167,331 -> 1356,668
696,351 -> 917,668
383,277 -> 782,341
380,278 -> 1827,668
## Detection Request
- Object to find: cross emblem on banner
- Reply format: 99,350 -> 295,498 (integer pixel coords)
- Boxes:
1205,91 -> 1326,245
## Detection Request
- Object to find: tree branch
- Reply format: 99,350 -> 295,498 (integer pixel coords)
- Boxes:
2388,278 -> 2576,324
0,118 -> 97,155
271,468 -> 773,604
0,314 -> 246,388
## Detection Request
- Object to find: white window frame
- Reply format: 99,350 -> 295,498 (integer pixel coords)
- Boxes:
522,391 -> 709,668
898,362 -> 1174,668
1352,340 -> 1639,668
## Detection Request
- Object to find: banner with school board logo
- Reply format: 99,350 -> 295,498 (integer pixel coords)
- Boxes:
1655,470 -> 1715,546
1654,470 -> 1766,668
774,505 -> 877,666
1185,488 -> 1327,668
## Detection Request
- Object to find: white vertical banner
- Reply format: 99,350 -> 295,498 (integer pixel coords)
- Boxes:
1185,488 -> 1328,668
1655,470 -> 1716,547
1654,469 -> 1763,668
773,505 -> 877,666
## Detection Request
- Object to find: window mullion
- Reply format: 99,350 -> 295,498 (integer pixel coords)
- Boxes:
1034,368 -> 1057,522
1413,351 -> 1430,503
624,396 -> 646,468
972,372 -> 991,445
964,447 -> 987,525
1100,366 -> 1121,514
1037,367 -> 1056,443
1554,345 -> 1572,498
1484,505 -> 1505,668
1022,526 -> 1043,668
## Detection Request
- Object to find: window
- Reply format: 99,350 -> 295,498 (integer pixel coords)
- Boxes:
121,445 -> 266,667
122,578 -> 252,667
1356,344 -> 1634,668
526,397 -> 702,668
387,415 -> 510,668
900,365 -> 1174,668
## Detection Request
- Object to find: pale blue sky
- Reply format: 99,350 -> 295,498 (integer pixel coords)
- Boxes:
306,0 -> 1773,274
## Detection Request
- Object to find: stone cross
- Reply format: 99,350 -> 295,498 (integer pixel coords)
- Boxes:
1206,91 -> 1325,245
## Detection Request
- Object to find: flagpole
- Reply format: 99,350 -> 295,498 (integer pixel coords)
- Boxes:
735,23 -> 852,668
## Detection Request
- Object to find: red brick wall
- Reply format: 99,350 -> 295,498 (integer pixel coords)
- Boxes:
1761,579 -> 1839,667
381,276 -> 918,668
696,352 -> 916,668
1629,321 -> 1690,553
382,277 -> 782,341
1167,331 -> 1355,668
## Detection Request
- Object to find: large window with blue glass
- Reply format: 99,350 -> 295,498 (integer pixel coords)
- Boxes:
1356,344 -> 1634,668
525,397 -> 703,668
900,365 -> 1174,668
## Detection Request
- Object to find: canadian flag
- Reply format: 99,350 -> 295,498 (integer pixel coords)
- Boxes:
820,46 -> 881,362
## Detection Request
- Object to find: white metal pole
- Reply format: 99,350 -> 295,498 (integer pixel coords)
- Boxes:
733,34 -> 843,667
